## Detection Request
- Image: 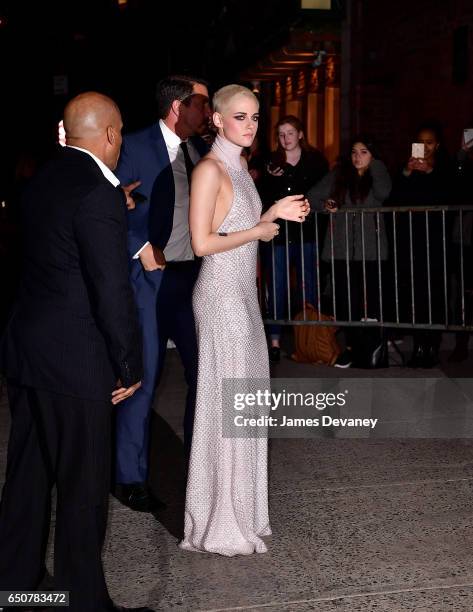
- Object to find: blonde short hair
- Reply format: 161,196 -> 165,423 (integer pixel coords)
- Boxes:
212,84 -> 259,114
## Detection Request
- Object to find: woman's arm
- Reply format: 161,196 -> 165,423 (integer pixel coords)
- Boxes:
189,159 -> 278,257
260,194 -> 309,223
306,171 -> 334,211
370,159 -> 392,201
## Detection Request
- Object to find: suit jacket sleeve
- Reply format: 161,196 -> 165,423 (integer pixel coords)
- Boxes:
116,138 -> 150,258
74,183 -> 143,387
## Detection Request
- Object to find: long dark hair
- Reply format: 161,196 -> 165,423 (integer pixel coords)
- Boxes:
331,135 -> 381,205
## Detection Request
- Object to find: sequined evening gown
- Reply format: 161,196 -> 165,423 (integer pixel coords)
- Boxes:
180,134 -> 271,556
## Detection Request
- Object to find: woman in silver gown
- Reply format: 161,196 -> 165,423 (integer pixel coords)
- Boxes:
180,85 -> 309,556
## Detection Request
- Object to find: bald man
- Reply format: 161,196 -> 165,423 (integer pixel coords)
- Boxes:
0,92 -> 153,612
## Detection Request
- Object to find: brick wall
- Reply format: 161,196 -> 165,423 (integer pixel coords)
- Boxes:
348,0 -> 473,172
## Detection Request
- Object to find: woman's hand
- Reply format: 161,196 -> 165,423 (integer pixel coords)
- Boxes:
406,156 -> 432,175
255,221 -> 280,242
266,163 -> 284,177
324,198 -> 338,213
273,194 -> 310,222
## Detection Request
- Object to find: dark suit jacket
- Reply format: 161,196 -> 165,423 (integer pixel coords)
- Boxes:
0,147 -> 143,401
116,122 -> 208,268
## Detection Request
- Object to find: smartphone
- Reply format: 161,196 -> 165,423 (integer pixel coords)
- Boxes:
463,128 -> 473,149
130,189 -> 147,204
267,162 -> 279,172
411,143 -> 425,159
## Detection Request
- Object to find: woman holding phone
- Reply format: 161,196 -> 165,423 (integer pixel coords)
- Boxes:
263,115 -> 328,362
307,135 -> 391,368
390,122 -> 453,367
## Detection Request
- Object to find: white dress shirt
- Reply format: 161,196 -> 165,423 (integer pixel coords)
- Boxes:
133,120 -> 199,261
66,145 -> 120,187
160,119 -> 198,262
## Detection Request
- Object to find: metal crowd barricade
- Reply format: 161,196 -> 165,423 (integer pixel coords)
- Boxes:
259,205 -> 473,331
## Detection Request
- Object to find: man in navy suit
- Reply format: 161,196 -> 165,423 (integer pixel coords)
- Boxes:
114,75 -> 210,512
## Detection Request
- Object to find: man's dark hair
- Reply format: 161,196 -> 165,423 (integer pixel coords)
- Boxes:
155,74 -> 209,119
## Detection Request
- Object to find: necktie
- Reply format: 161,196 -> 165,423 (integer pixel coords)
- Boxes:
180,141 -> 194,186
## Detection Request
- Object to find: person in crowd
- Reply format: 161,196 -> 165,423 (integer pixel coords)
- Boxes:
180,85 -> 309,556
263,115 -> 329,361
307,135 -> 391,368
390,121 -> 453,368
448,128 -> 473,362
114,75 -> 210,513
0,92 -> 151,612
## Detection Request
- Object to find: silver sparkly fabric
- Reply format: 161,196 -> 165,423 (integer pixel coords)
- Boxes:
180,161 -> 271,557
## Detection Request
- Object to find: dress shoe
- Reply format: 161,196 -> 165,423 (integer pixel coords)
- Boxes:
114,483 -> 166,512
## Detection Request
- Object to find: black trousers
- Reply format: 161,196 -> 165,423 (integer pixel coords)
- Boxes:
0,383 -> 112,612
332,260 -> 380,330
328,260 -> 383,360
156,260 -> 199,456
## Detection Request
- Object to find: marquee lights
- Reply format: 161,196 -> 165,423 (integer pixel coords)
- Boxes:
301,0 -> 331,8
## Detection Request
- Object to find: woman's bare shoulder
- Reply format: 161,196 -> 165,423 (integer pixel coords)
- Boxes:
195,152 -> 225,176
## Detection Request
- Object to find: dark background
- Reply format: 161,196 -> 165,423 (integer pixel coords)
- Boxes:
0,0 -> 473,329
0,0 -> 318,185
1,1 -> 472,185
1,1 -> 473,211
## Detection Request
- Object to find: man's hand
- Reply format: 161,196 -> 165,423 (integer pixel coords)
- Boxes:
152,246 -> 166,269
138,243 -> 166,271
111,380 -> 141,405
122,180 -> 142,210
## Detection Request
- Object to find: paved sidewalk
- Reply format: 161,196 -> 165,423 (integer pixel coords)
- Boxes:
1,341 -> 473,611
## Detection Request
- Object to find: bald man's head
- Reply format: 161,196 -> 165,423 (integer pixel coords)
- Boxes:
63,92 -> 123,169
64,92 -> 120,140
